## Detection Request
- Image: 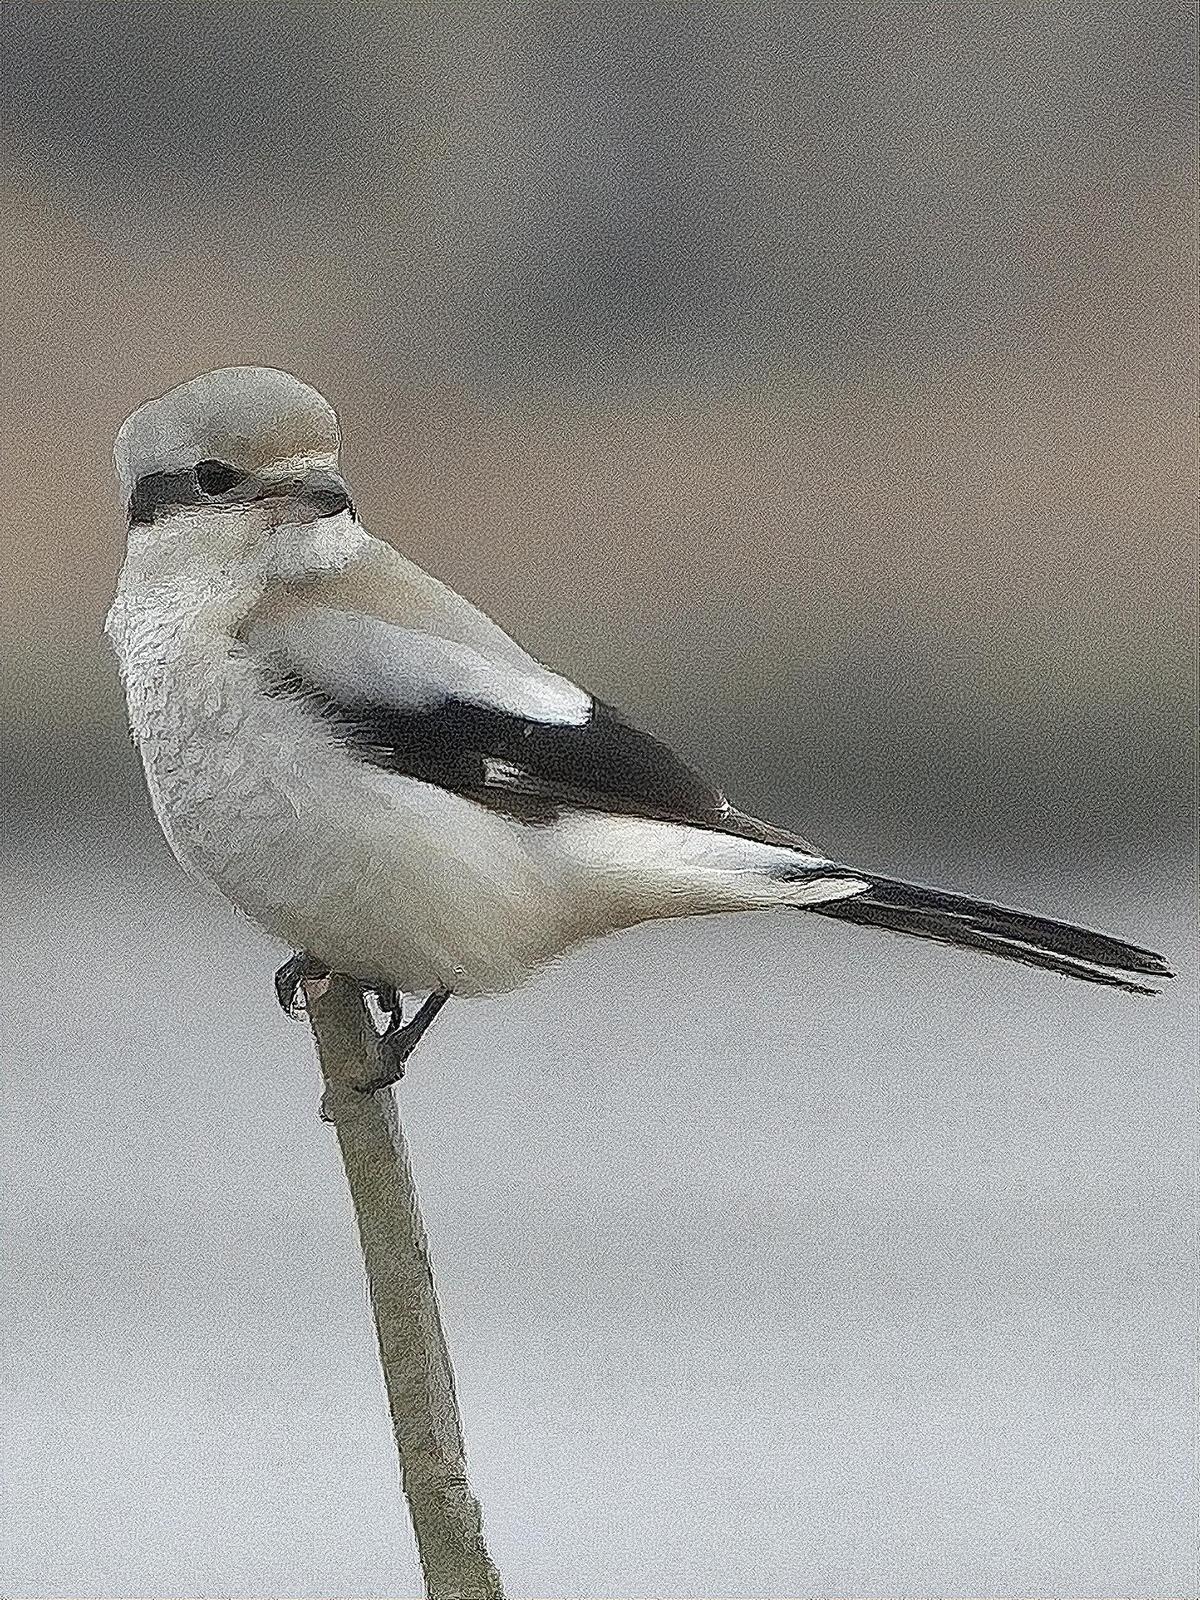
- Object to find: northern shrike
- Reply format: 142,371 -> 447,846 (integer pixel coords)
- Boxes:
106,367 -> 1171,1088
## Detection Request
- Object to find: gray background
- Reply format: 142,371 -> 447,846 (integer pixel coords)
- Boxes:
2,2 -> 1196,1595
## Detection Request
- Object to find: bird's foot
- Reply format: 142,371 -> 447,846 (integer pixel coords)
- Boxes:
274,951 -> 331,1017
362,983 -> 401,1030
356,989 -> 452,1092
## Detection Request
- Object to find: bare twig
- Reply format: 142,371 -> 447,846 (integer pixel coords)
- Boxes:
307,974 -> 505,1600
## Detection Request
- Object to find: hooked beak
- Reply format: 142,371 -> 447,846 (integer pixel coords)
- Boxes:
212,467 -> 353,524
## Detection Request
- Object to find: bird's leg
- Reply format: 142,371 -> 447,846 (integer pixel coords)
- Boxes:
275,951 -> 331,1017
360,989 -> 452,1091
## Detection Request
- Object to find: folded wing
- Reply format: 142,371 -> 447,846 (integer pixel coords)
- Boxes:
245,603 -> 736,829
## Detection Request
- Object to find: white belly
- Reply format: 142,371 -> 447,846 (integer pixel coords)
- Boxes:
123,637 -> 571,995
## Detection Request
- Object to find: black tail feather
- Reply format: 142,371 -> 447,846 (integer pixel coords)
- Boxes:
809,878 -> 1171,996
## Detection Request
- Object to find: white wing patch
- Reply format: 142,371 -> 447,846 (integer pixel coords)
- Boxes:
247,605 -> 592,726
482,757 -> 529,787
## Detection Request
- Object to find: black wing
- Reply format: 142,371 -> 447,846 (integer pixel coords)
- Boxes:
263,660 -> 733,829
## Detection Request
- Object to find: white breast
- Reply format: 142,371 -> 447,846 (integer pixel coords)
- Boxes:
104,581 -> 575,994
106,584 -> 335,892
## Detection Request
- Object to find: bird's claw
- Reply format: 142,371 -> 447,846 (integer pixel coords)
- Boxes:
356,1029 -> 414,1094
274,951 -> 331,1017
371,983 -> 401,1019
355,989 -> 452,1093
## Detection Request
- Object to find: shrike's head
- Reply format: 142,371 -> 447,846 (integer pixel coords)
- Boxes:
115,367 -> 363,586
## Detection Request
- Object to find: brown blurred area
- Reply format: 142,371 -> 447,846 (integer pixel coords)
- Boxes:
2,1 -> 1195,876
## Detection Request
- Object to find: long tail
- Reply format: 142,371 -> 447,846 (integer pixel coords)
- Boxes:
804,873 -> 1173,996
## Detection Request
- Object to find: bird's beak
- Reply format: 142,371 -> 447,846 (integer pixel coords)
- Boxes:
265,470 -> 355,521
217,467 -> 352,526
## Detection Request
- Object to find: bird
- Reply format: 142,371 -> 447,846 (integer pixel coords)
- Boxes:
105,366 -> 1172,1090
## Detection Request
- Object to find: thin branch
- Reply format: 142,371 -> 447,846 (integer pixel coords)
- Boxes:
307,975 -> 505,1600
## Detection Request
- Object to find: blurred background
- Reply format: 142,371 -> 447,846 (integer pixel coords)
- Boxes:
2,2 -> 1195,1595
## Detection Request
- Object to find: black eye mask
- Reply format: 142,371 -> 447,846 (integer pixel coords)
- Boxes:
127,467 -> 207,524
194,459 -> 255,496
128,461 -> 351,525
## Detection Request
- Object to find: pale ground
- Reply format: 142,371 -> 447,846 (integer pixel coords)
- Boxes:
3,806 -> 1193,1598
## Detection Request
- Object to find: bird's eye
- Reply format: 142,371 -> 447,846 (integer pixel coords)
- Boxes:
196,459 -> 249,495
